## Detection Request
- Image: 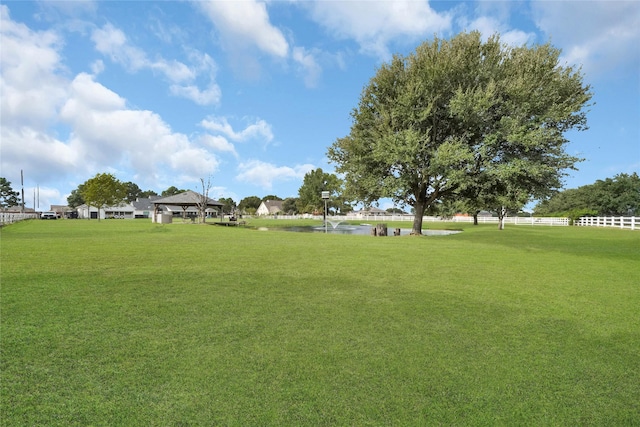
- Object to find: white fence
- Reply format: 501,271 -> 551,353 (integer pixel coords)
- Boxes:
575,216 -> 637,230
269,214 -> 570,226
0,212 -> 40,225
349,215 -> 570,226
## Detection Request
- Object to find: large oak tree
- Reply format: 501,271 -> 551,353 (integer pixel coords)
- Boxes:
328,32 -> 592,233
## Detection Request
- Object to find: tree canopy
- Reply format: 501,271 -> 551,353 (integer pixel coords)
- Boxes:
81,173 -> 127,220
297,168 -> 348,214
534,173 -> 640,217
0,177 -> 20,210
69,181 -> 155,208
218,197 -> 236,214
66,185 -> 85,209
328,32 -> 592,233
238,196 -> 262,214
161,186 -> 186,197
282,197 -> 299,214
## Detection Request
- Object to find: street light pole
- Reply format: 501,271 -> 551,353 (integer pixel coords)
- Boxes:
321,191 -> 330,233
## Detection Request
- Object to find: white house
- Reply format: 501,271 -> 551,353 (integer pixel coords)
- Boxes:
76,203 -> 135,219
256,200 -> 283,216
347,207 -> 387,218
131,196 -> 162,218
75,192 -> 224,221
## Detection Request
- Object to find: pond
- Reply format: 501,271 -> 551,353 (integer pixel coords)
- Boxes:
258,224 -> 462,236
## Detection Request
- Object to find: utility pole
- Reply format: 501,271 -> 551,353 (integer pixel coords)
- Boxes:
20,170 -> 25,213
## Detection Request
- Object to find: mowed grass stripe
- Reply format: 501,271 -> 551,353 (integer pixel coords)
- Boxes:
1,219 -> 639,425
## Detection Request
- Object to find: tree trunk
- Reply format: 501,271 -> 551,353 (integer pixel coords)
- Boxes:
497,206 -> 506,230
473,210 -> 479,225
411,200 -> 426,235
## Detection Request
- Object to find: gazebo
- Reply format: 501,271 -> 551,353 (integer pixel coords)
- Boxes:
151,190 -> 223,223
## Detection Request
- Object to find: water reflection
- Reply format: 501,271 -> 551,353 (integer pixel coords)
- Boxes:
264,225 -> 461,236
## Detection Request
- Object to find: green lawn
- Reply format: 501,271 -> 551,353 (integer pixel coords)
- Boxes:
1,219 -> 639,425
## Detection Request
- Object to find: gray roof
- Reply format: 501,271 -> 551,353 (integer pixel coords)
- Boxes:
131,196 -> 161,210
263,200 -> 283,212
354,207 -> 387,214
152,190 -> 223,207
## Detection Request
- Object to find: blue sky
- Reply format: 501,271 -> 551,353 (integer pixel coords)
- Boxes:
1,0 -> 638,211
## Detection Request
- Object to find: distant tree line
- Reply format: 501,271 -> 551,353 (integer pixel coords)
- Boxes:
64,168 -> 355,217
59,171 -> 640,222
533,173 -> 640,219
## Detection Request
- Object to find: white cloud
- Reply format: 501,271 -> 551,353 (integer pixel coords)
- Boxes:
458,15 -> 535,46
22,185 -> 64,212
65,72 -> 126,111
292,46 -> 322,88
0,5 -> 78,185
531,0 -> 640,76
236,160 -> 314,190
307,0 -> 451,58
90,59 -> 104,74
170,83 -> 221,106
168,147 -> 220,178
200,134 -> 237,156
197,0 -> 289,58
57,73 -> 219,184
91,23 -> 221,105
0,5 -> 68,131
91,23 -> 147,72
34,0 -> 97,19
500,29 -> 534,47
200,116 -> 274,143
196,1 -> 331,87
0,127 -> 80,183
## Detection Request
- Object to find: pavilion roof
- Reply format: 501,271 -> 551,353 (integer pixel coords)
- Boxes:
151,190 -> 223,207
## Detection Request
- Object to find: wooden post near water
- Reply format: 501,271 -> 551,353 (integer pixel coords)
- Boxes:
376,223 -> 387,236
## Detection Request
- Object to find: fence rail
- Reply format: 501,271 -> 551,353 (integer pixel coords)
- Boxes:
575,216 -> 637,230
7,212 -> 632,230
0,212 -> 40,225
268,214 -> 570,226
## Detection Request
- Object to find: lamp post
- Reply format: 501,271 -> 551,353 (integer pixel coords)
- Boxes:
219,193 -> 223,222
321,191 -> 330,233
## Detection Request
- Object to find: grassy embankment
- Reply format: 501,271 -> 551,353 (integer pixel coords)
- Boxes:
1,218 -> 638,425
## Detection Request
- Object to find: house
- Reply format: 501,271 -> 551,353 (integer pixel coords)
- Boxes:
73,191 -> 225,221
347,207 -> 387,218
3,205 -> 37,214
76,203 -> 135,219
50,205 -> 70,218
131,196 -> 162,218
256,200 -> 283,216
